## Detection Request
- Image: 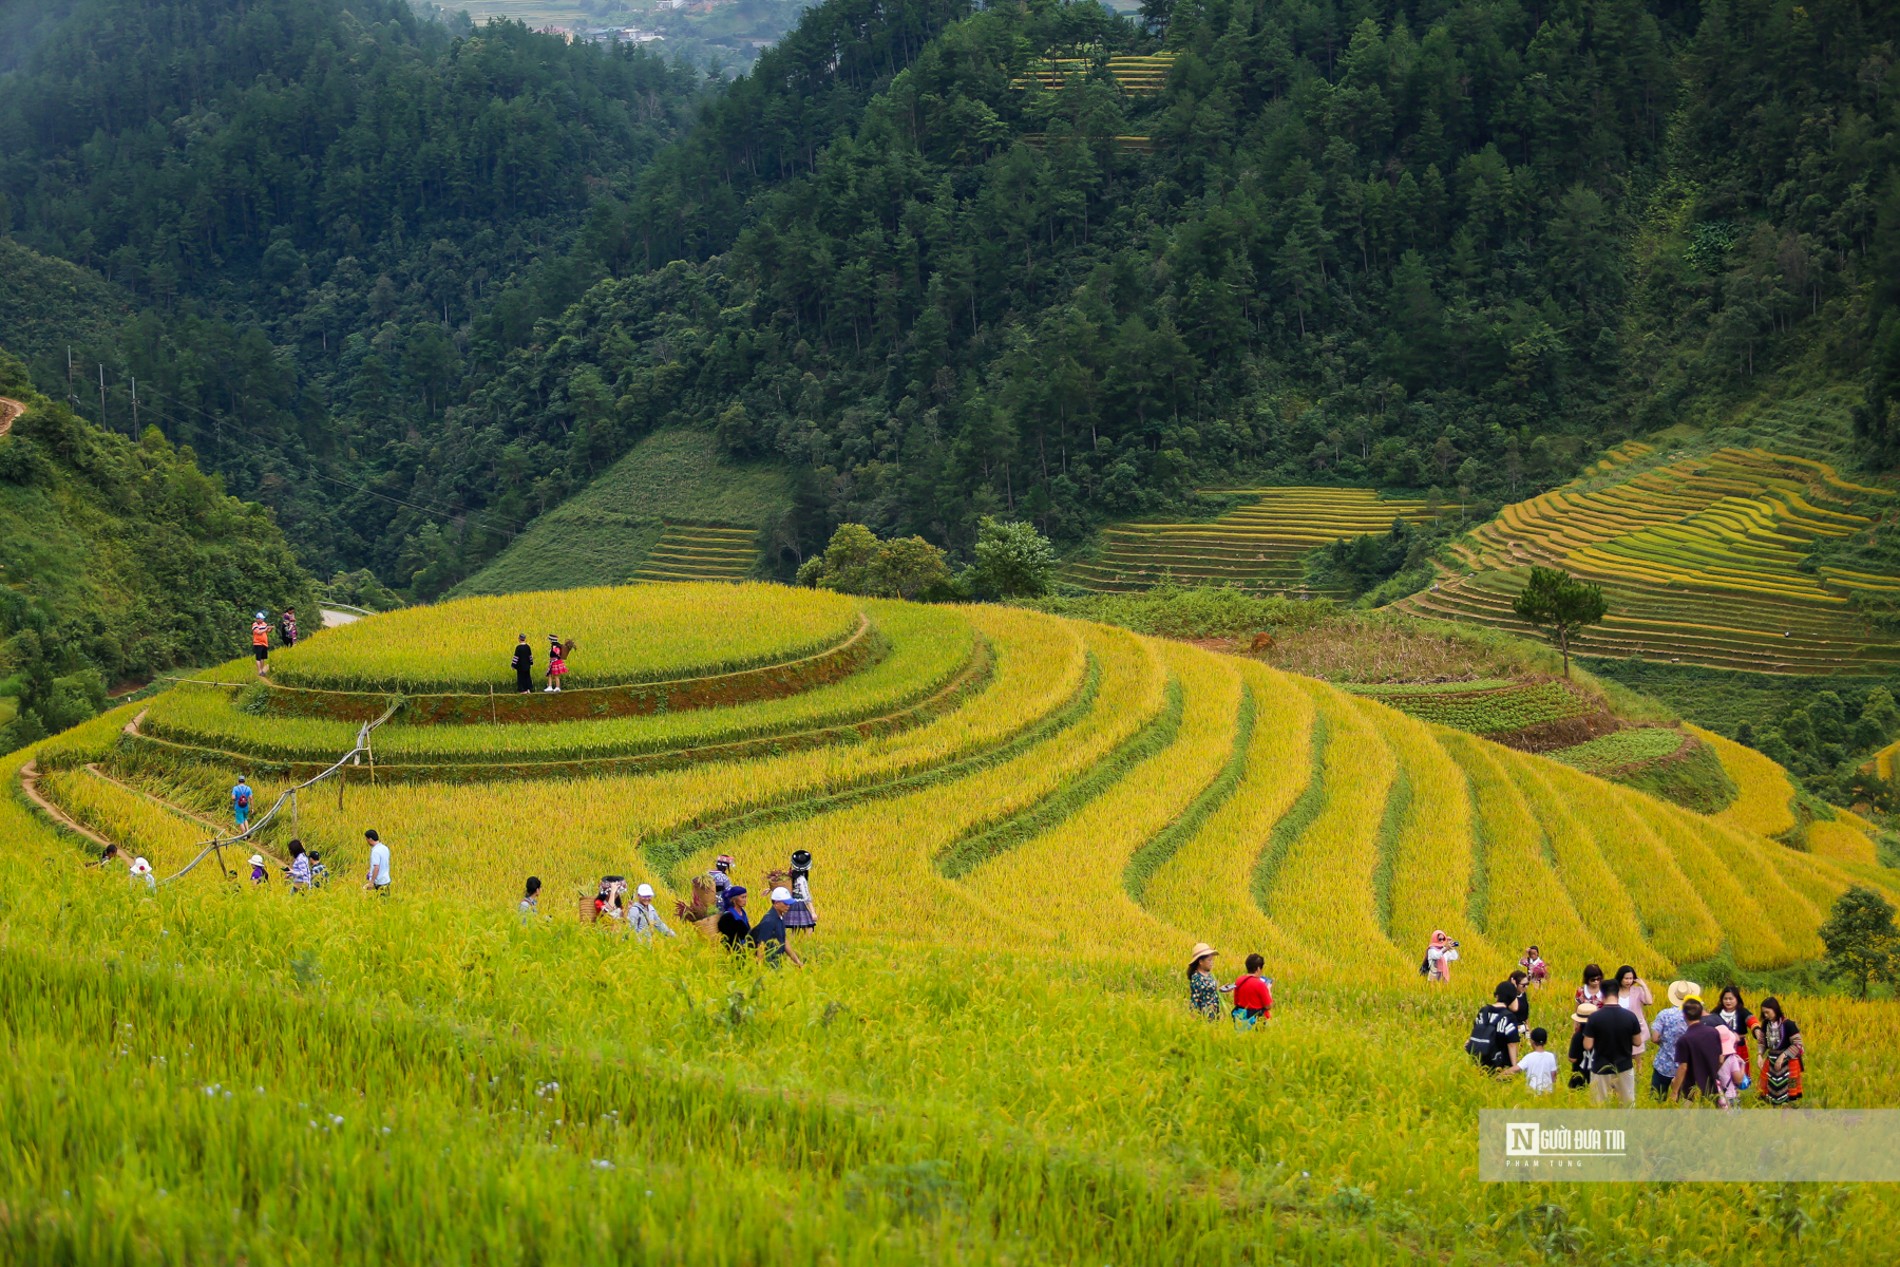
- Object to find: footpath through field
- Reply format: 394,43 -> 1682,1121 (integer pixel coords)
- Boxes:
0,397 -> 25,436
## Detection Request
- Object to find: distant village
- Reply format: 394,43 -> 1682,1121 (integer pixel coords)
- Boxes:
533,2 -> 736,46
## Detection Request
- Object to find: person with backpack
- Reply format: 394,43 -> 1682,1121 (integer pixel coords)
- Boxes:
278,608 -> 299,648
544,635 -> 572,692
512,634 -> 534,693
1422,930 -> 1459,983
251,611 -> 272,678
1466,982 -> 1524,1073
232,775 -> 254,830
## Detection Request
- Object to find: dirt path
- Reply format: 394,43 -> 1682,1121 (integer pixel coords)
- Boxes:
0,397 -> 23,437
321,607 -> 363,629
18,759 -> 116,851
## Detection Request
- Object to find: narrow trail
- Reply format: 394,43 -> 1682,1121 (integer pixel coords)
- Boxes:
18,759 -> 116,851
0,397 -> 24,437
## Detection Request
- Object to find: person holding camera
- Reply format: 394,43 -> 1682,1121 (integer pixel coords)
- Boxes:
1424,930 -> 1460,983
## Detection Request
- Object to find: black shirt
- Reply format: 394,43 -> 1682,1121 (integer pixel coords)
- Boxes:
1582,1004 -> 1643,1073
512,644 -> 532,670
717,911 -> 750,950
751,910 -> 789,965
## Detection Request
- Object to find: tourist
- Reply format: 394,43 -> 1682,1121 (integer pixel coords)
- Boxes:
750,887 -> 805,968
512,634 -> 533,694
1575,964 -> 1605,1008
1466,982 -> 1525,1072
89,843 -> 121,869
287,839 -> 312,891
1648,980 -> 1699,1099
278,607 -> 299,648
363,830 -> 391,894
1502,1028 -> 1558,1093
232,774 -> 254,831
1504,970 -> 1531,1027
717,885 -> 752,950
1519,946 -> 1549,987
251,610 -> 271,678
1753,997 -> 1804,1106
1566,1002 -> 1596,1090
1581,980 -> 1643,1105
1668,998 -> 1725,1103
593,876 -> 628,923
519,875 -> 541,917
783,849 -> 817,934
308,851 -> 328,887
1424,930 -> 1459,983
1711,986 -> 1753,1087
1187,943 -> 1230,1021
1231,954 -> 1272,1028
129,856 -> 155,890
629,883 -> 677,941
1614,965 -> 1653,1061
544,635 -> 570,692
249,852 -> 269,886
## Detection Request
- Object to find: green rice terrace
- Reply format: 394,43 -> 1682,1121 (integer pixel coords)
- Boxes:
1012,53 -> 1176,94
627,522 -> 761,583
1064,487 -> 1444,597
1400,396 -> 1900,675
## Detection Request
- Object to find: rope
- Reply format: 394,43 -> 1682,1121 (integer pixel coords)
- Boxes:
157,698 -> 403,885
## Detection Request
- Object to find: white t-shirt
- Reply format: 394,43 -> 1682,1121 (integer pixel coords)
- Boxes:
367,842 -> 391,886
1517,1050 -> 1558,1093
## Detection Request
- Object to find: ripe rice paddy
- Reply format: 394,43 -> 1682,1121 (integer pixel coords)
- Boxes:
1065,486 -> 1444,596
11,582 -> 1900,1262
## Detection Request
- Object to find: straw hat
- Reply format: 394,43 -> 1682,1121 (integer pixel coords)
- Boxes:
1667,979 -> 1700,1008
1570,1002 -> 1598,1025
1187,942 -> 1218,968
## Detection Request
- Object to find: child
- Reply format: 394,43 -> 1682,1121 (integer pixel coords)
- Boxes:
1506,1027 -> 1559,1093
308,851 -> 328,888
544,635 -> 573,692
1714,1019 -> 1744,1108
783,848 -> 817,933
1231,954 -> 1273,1029
248,853 -> 269,886
1519,946 -> 1549,987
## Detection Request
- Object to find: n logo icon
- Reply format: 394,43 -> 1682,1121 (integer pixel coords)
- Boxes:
1506,1123 -> 1541,1157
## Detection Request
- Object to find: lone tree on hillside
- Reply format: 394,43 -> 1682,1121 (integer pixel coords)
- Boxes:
1819,886 -> 1898,999
971,516 -> 1057,599
1511,567 -> 1606,679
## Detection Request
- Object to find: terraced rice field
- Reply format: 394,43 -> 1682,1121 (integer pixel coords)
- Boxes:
1065,486 -> 1443,596
627,521 -> 760,583
1401,435 -> 1900,674
1013,53 -> 1176,94
14,583 -> 1900,1262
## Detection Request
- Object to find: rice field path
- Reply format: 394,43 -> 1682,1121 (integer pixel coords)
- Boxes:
320,608 -> 363,629
17,759 -> 117,851
0,397 -> 24,436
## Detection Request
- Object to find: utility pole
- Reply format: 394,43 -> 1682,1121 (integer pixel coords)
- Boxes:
98,364 -> 106,428
131,377 -> 139,431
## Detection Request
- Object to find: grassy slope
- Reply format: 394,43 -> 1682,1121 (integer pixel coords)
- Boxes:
456,428 -> 791,595
0,238 -> 133,365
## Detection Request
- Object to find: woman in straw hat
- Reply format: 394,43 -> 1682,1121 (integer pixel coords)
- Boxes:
1565,1001 -> 1598,1090
1186,943 -> 1232,1021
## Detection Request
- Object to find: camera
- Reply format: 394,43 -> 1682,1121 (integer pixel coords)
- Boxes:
1450,940 -> 1461,948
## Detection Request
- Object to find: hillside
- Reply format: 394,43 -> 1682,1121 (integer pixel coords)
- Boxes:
10,582 -> 1900,1260
0,354 -> 314,748
456,429 -> 792,593
0,238 -> 133,366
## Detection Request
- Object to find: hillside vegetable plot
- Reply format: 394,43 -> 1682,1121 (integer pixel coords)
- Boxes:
1402,416 -> 1900,673
627,521 -> 759,583
1065,486 -> 1443,596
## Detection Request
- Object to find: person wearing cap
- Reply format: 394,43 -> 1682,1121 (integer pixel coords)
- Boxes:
749,887 -> 805,969
251,611 -> 272,678
1186,944 -> 1230,1021
783,849 -> 816,933
512,635 -> 534,693
249,853 -> 270,886
1466,981 -> 1524,1072
716,885 -> 752,951
232,775 -> 254,831
286,839 -> 312,891
363,829 -> 391,894
628,882 -> 677,942
519,875 -> 542,917
129,857 -> 156,890
1566,1002 -> 1597,1090
1648,980 -> 1699,1099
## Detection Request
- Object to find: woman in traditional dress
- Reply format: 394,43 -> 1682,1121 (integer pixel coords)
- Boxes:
1753,997 -> 1804,1106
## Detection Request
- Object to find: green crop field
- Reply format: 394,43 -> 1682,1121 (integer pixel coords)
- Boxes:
1064,486 -> 1445,597
1402,392 -> 1900,675
12,583 -> 1900,1262
458,430 -> 791,597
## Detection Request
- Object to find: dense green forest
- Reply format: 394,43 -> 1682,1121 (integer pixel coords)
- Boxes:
0,0 -> 701,574
1,0 -> 1895,596
0,353 -> 313,748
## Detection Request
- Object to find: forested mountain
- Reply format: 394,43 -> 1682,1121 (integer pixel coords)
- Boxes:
0,353 -> 313,748
1,0 -> 1895,596
0,0 -> 700,573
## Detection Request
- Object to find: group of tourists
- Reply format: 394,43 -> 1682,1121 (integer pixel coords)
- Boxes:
1186,944 -> 1274,1029
511,634 -> 575,693
521,849 -> 818,969
247,608 -> 299,678
1465,953 -> 1807,1107
239,828 -> 390,894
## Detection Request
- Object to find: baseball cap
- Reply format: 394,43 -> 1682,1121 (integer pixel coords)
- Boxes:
636,883 -> 655,898
770,886 -> 792,903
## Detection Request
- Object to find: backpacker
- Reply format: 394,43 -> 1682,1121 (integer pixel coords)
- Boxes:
236,789 -> 251,809
1419,954 -> 1431,976
1465,1004 -> 1515,1069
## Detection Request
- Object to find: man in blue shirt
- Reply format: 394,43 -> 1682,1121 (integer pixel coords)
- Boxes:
232,776 -> 254,830
750,887 -> 806,969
